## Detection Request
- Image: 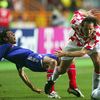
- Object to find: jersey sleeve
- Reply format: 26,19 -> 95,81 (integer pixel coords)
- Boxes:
0,44 -> 12,60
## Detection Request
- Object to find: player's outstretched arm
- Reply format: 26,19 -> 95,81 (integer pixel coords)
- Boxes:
55,48 -> 90,57
17,68 -> 43,94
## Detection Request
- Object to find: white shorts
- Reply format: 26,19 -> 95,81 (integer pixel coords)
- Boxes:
61,40 -> 100,60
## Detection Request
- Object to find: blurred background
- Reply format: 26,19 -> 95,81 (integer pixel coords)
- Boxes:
0,0 -> 100,53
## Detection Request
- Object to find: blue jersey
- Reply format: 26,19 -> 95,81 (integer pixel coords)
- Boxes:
42,54 -> 58,60
0,43 -> 58,72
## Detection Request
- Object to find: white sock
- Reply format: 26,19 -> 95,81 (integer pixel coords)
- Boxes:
51,67 -> 60,82
92,72 -> 100,91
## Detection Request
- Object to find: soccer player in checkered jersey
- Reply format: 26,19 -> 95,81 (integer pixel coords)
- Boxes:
44,9 -> 100,99
0,28 -> 84,98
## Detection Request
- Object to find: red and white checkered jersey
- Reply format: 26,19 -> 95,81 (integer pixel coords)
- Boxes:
70,10 -> 100,50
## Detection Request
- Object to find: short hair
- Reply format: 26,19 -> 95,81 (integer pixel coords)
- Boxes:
81,16 -> 99,26
0,28 -> 10,43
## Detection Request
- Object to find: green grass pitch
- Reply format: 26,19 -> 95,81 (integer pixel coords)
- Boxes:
0,58 -> 94,100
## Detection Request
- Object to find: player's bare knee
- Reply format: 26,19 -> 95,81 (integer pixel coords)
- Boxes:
50,59 -> 57,67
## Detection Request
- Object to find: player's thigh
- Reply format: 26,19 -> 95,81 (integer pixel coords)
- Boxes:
59,59 -> 74,73
89,52 -> 100,72
90,52 -> 100,65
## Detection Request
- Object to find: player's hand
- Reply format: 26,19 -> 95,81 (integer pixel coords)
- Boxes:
55,50 -> 66,57
33,88 -> 43,94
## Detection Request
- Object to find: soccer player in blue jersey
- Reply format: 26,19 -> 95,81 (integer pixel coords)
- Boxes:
0,29 -> 84,98
0,29 -> 58,94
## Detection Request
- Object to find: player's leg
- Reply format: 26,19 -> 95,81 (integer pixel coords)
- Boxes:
67,62 -> 78,89
44,59 -> 73,94
44,57 -> 61,98
90,52 -> 100,99
44,40 -> 80,95
47,69 -> 55,92
47,69 -> 61,99
67,62 -> 84,97
52,59 -> 73,81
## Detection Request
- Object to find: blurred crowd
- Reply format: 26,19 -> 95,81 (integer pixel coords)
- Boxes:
0,0 -> 100,28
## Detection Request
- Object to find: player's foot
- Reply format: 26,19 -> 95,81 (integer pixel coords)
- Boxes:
44,80 -> 54,94
48,91 -> 61,99
67,88 -> 84,97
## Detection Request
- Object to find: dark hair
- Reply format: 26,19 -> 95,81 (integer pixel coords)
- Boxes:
81,16 -> 99,26
0,28 -> 10,43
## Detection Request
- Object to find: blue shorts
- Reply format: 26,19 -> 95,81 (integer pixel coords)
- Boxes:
25,53 -> 47,72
